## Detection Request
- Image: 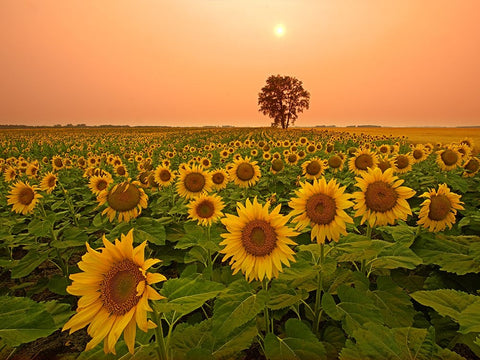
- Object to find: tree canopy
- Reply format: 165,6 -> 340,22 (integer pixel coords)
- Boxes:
258,75 -> 310,129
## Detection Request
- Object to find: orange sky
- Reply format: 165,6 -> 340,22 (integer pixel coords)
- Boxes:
1,0 -> 479,127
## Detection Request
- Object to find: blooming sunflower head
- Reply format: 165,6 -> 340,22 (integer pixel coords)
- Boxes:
7,180 -> 42,215
411,145 -> 428,163
436,147 -> 462,171
229,156 -> 261,188
393,153 -> 414,174
176,164 -> 213,199
463,157 -> 480,177
187,193 -> 225,226
327,155 -> 344,173
89,175 -> 113,195
62,229 -> 166,355
97,180 -> 148,222
154,165 -> 176,187
289,178 -> 353,244
4,166 -> 18,182
220,198 -> 298,282
40,172 -> 58,194
51,155 -> 64,171
417,184 -> 464,232
353,168 -> 416,227
348,148 -> 378,175
270,159 -> 284,174
210,168 -> 229,190
301,158 -> 327,180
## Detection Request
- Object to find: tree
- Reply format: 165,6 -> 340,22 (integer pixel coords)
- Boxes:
258,75 -> 310,129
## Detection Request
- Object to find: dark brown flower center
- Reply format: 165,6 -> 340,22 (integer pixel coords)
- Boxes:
355,154 -> 374,170
306,161 -> 322,175
101,259 -> 145,315
212,172 -> 225,184
271,159 -> 284,172
196,200 -> 215,218
287,154 -> 297,163
116,166 -> 126,176
307,145 -> 316,153
413,149 -> 424,160
377,160 -> 392,172
159,169 -> 171,182
428,195 -> 451,221
305,193 -> 336,225
328,156 -> 342,168
440,149 -> 458,166
464,158 -> 479,173
107,182 -> 141,212
395,155 -> 409,169
47,176 -> 56,188
96,179 -> 108,191
54,158 -> 63,168
241,220 -> 277,256
202,159 -> 210,166
379,145 -> 389,154
184,172 -> 206,192
236,162 -> 255,181
19,187 -> 35,205
365,181 -> 398,213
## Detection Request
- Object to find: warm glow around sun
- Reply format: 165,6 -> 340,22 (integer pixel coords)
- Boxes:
274,24 -> 285,37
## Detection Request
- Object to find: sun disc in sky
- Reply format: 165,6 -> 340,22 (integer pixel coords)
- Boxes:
274,24 -> 285,37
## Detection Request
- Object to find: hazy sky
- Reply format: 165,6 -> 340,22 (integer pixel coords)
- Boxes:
1,0 -> 479,127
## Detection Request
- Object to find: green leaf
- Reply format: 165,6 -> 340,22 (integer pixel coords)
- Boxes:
371,242 -> 423,270
212,279 -> 267,338
27,218 -> 52,237
412,234 -> 480,275
43,300 -> 74,327
321,285 -> 383,336
410,289 -> 480,322
339,323 -> 465,360
156,274 -> 224,317
0,296 -> 57,346
10,249 -> 50,279
267,282 -> 309,310
47,275 -> 69,295
212,324 -> 257,359
264,319 -> 327,360
458,302 -> 480,334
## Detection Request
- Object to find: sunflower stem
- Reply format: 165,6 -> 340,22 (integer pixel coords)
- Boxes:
152,307 -> 168,360
59,182 -> 79,227
313,242 -> 325,335
262,278 -> 271,334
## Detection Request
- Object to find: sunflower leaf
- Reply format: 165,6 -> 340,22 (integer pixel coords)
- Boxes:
10,249 -> 51,279
264,318 -> 327,360
0,296 -> 57,347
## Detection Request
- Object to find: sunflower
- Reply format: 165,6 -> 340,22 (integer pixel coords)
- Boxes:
270,158 -> 284,174
220,198 -> 298,282
462,157 -> 480,177
377,155 -> 394,173
114,164 -> 129,178
154,165 -> 176,187
52,155 -> 64,171
327,154 -> 344,172
289,178 -> 353,244
62,229 -> 166,355
377,144 -> 391,155
229,156 -> 261,188
89,175 -> 114,195
187,194 -> 225,226
352,168 -> 415,227
301,158 -> 326,180
40,172 -> 58,194
417,184 -> 464,232
436,147 -> 461,171
4,166 -> 17,182
411,145 -> 428,163
210,168 -> 229,190
348,148 -> 378,175
200,157 -> 212,168
177,164 -> 213,199
97,180 -> 148,222
7,181 -> 42,215
393,153 -> 414,174
26,163 -> 39,178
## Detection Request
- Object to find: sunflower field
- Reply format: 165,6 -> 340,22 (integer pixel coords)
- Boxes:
1,127 -> 480,360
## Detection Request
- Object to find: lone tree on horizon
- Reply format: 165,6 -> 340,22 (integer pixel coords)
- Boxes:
258,74 -> 310,129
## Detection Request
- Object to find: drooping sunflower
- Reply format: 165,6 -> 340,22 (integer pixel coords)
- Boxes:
348,148 -> 378,175
289,178 -> 353,244
301,158 -> 327,180
393,153 -> 414,174
176,164 -> 213,199
154,165 -> 176,187
210,168 -> 229,190
229,156 -> 261,188
89,175 -> 114,195
417,184 -> 464,232
436,147 -> 462,171
220,198 -> 298,282
463,157 -> 480,177
187,193 -> 225,226
40,172 -> 58,194
7,180 -> 42,215
97,180 -> 148,222
62,229 -> 166,355
352,168 -> 416,227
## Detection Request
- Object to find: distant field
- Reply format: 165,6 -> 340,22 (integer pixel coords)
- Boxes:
310,127 -> 480,153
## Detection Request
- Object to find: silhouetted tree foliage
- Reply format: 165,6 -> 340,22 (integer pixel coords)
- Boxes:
258,75 -> 310,129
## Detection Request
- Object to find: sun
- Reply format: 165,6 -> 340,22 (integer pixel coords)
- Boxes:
274,24 -> 285,37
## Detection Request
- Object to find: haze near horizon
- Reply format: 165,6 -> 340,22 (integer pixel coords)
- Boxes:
1,0 -> 479,127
